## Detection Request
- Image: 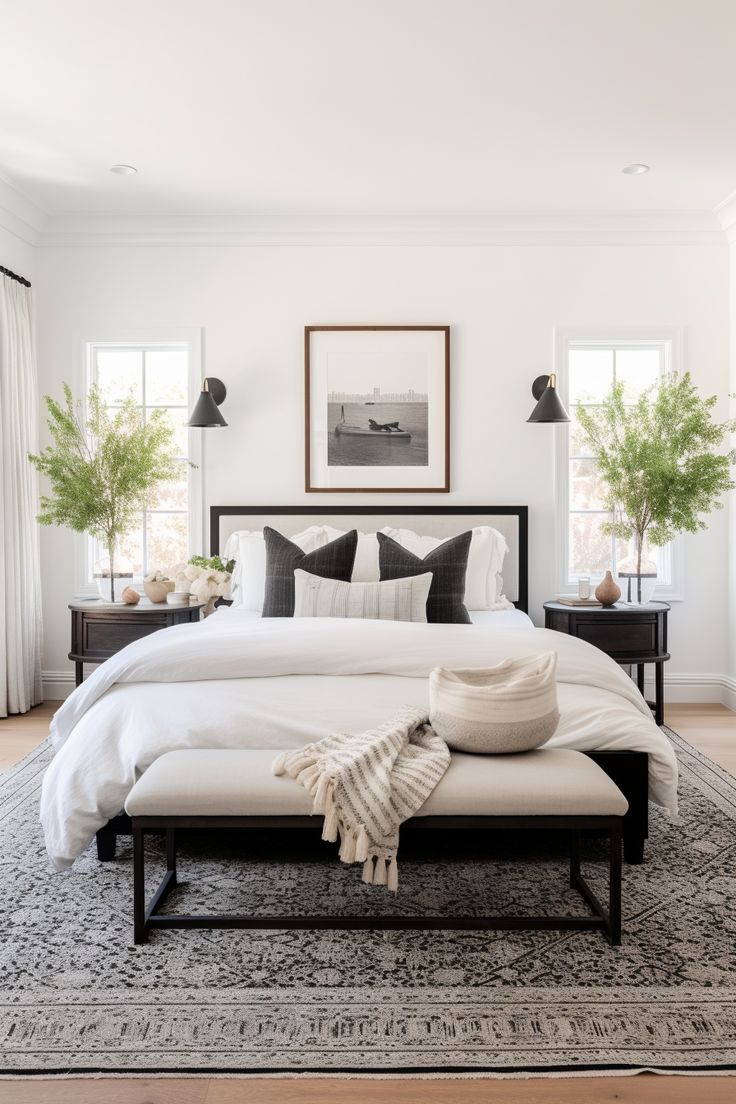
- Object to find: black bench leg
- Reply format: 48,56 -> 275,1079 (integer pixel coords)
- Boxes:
133,822 -> 147,945
96,824 -> 117,862
623,825 -> 645,865
609,822 -> 623,946
166,827 -> 177,883
569,829 -> 580,886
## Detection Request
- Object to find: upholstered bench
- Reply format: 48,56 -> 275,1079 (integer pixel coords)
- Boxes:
125,747 -> 628,946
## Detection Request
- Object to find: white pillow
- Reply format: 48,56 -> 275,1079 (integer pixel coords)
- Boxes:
293,569 -> 433,622
322,525 -> 510,609
224,526 -> 334,610
380,526 -> 510,610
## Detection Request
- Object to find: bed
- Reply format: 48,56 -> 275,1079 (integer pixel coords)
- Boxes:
40,505 -> 678,870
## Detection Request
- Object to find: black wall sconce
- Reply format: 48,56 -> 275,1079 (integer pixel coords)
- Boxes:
186,377 -> 228,427
527,374 -> 570,423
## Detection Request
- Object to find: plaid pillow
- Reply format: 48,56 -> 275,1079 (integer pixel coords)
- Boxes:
262,527 -> 358,617
377,530 -> 472,624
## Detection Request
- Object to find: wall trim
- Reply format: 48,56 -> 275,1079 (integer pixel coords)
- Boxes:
31,210 -> 727,249
0,173 -> 46,246
42,667 -> 736,705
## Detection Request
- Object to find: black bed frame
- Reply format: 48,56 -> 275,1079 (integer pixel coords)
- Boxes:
94,504 -> 649,866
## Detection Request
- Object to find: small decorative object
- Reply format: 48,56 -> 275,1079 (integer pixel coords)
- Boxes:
595,570 -> 621,607
166,591 -> 190,606
305,325 -> 450,492
577,575 -> 591,600
577,372 -> 736,604
121,586 -> 140,605
29,382 -> 189,601
143,571 -> 176,603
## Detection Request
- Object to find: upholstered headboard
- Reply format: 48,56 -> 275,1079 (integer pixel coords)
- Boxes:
210,505 -> 528,611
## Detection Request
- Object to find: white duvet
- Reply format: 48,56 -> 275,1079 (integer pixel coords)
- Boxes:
41,612 -> 679,869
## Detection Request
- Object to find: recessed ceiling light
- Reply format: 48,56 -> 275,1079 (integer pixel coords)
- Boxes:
621,163 -> 650,175
110,164 -> 138,175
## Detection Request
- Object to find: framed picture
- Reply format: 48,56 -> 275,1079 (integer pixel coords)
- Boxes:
305,325 -> 450,493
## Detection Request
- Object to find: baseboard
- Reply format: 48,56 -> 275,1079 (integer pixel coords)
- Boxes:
43,668 -> 736,707
640,672 -> 735,706
42,670 -> 76,700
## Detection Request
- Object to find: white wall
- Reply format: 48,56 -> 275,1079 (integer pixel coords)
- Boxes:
33,238 -> 731,698
0,226 -> 34,282
729,242 -> 736,707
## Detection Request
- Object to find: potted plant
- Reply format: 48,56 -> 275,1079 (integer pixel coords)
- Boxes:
29,383 -> 185,601
576,372 -> 736,602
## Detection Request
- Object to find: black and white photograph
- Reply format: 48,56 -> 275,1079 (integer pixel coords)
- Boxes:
327,354 -> 429,468
306,326 -> 449,492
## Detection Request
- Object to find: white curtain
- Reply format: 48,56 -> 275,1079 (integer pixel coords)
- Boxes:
0,273 -> 43,715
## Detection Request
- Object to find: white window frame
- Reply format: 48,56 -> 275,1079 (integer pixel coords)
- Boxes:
553,327 -> 684,602
72,328 -> 203,596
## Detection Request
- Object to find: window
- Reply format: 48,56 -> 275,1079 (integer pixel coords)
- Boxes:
86,341 -> 199,580
559,335 -> 679,592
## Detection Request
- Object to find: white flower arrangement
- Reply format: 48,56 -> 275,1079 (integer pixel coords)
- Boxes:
166,557 -> 233,613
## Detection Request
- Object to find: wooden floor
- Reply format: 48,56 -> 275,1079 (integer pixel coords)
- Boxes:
1,700 -> 734,1103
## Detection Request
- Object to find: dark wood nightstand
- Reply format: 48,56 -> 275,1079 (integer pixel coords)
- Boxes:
543,601 -> 670,726
69,598 -> 205,686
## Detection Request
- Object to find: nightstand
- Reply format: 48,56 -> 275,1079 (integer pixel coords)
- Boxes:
543,601 -> 670,726
69,598 -> 205,686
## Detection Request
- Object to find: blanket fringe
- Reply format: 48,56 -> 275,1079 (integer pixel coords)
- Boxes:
355,824 -> 369,863
387,855 -> 399,891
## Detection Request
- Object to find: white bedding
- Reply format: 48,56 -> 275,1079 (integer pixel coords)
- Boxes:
40,611 -> 679,869
219,607 -> 534,628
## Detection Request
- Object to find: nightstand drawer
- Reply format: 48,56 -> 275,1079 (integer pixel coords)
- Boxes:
572,618 -> 656,657
83,616 -> 167,657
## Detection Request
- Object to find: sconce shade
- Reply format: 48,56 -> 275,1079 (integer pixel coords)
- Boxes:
186,377 -> 228,427
527,374 -> 570,423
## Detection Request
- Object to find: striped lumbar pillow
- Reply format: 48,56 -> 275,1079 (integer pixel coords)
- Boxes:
293,568 -> 433,622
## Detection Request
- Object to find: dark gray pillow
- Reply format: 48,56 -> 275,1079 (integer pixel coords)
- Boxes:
262,527 -> 358,617
377,530 -> 472,624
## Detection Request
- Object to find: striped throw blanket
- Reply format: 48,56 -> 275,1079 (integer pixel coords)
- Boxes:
273,706 -> 449,891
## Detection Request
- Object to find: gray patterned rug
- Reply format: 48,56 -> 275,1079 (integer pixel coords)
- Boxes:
1,727 -> 735,1077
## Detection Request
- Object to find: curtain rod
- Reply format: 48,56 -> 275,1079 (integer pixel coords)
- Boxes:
0,264 -> 31,288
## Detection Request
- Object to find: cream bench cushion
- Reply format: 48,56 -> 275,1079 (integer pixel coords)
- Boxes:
124,747 -> 629,819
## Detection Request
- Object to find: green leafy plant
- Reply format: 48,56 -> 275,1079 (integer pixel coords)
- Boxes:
188,554 -> 235,575
576,371 -> 736,597
29,383 -> 186,600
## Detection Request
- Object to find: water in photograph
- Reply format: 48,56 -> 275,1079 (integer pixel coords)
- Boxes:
327,402 -> 429,466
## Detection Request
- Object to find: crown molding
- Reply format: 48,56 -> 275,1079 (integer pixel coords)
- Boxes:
32,210 -> 726,248
0,193 -> 727,248
0,173 -> 47,245
714,188 -> 736,244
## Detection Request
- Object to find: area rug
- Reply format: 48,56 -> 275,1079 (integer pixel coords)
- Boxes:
1,727 -> 734,1076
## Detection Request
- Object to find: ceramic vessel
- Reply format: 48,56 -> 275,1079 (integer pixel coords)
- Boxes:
595,570 -> 621,606
143,579 -> 175,603
121,586 -> 140,605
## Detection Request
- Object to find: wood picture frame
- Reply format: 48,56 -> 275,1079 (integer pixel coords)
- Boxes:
305,325 -> 450,493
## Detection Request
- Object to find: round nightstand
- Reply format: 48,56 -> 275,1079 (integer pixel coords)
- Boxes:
544,601 -> 670,726
69,598 -> 206,686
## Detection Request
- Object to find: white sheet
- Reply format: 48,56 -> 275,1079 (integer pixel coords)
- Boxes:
40,613 -> 679,869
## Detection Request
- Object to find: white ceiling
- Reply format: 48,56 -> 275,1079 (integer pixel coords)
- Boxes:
1,0 -> 736,222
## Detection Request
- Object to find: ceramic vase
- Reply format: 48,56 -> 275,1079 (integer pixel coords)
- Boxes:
595,570 -> 621,606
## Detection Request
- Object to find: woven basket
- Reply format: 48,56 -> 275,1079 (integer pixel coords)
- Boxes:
429,652 -> 559,754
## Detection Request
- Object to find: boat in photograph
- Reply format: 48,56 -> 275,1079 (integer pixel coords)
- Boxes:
334,406 -> 411,440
